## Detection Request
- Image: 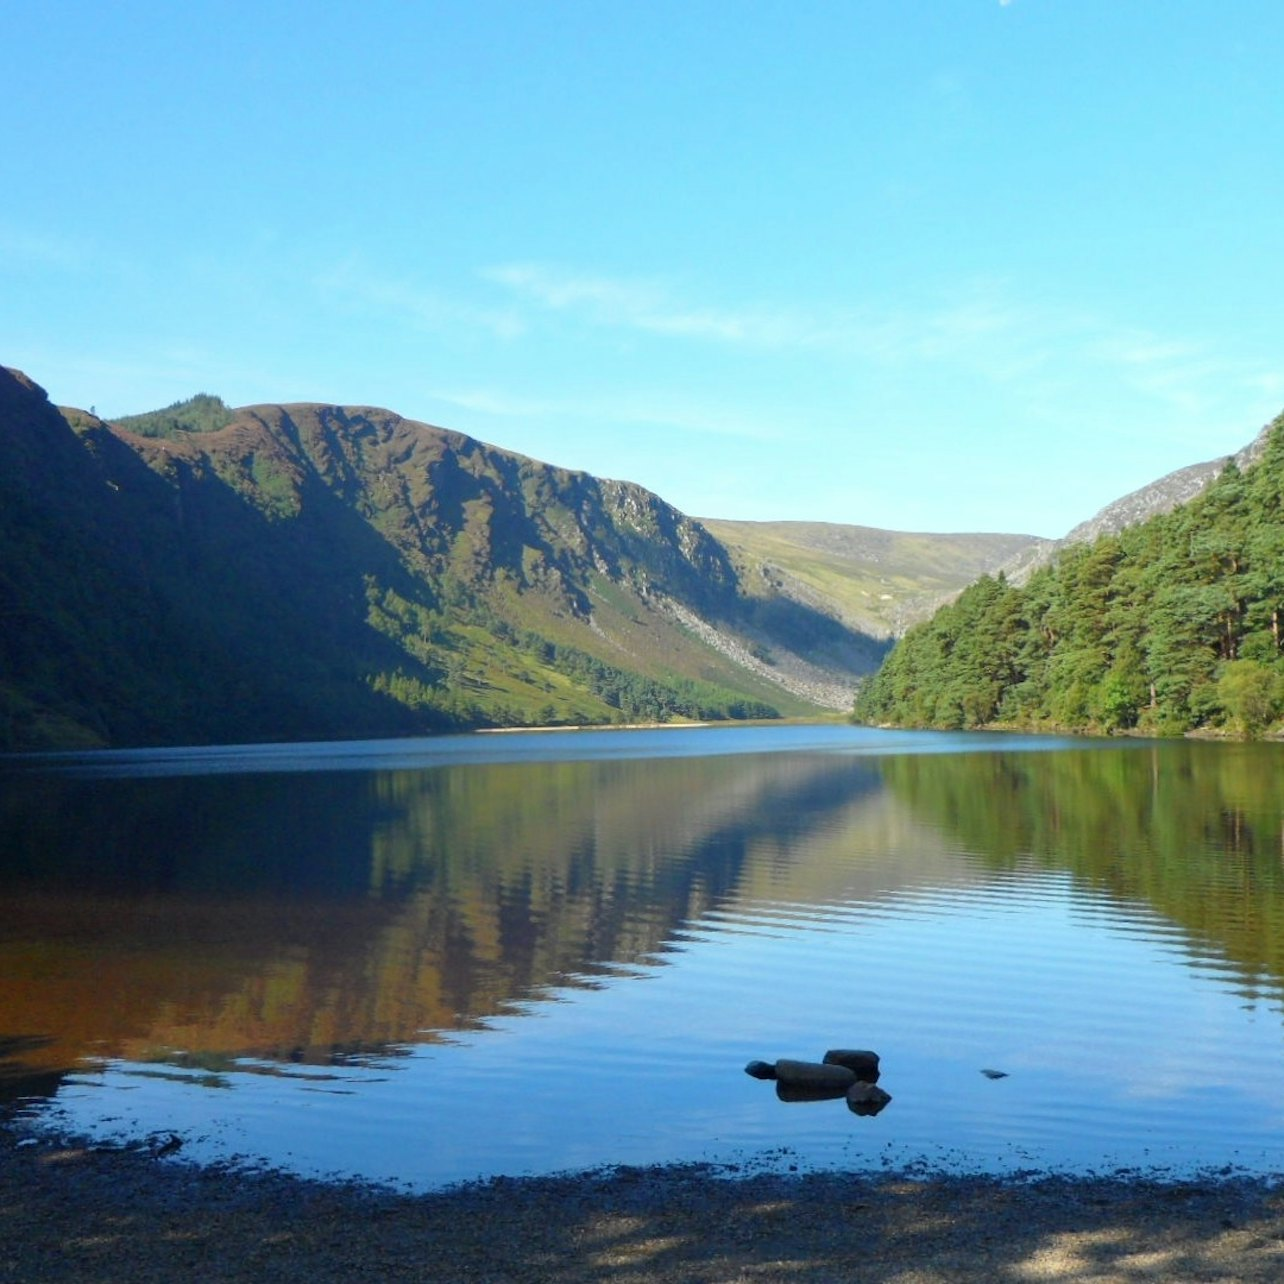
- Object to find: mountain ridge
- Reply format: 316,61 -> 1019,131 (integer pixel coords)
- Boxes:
1003,418 -> 1277,582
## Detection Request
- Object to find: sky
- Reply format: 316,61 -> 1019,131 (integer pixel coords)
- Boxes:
4,1 -> 1284,538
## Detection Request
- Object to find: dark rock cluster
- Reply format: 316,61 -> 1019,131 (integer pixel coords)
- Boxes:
744,1048 -> 892,1116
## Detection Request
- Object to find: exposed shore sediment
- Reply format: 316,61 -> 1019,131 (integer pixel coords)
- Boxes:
5,1123 -> 1284,1282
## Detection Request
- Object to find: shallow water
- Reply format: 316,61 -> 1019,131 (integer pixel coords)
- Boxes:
5,724 -> 1284,1189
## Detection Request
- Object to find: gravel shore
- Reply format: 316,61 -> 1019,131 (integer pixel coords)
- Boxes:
5,1121 -> 1284,1282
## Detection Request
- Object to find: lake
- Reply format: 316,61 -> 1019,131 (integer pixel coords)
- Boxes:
4,723 -> 1284,1190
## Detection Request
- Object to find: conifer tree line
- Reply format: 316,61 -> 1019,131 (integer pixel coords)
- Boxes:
855,414 -> 1284,737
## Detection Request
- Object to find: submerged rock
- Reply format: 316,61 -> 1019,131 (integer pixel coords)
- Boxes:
846,1081 -> 892,1116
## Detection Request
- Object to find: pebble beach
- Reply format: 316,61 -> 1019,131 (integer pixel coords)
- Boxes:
5,1121 -> 1284,1282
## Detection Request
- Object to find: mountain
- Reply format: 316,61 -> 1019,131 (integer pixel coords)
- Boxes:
702,519 -> 1047,639
4,367 -> 905,750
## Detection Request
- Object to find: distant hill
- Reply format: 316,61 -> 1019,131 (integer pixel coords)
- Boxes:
703,519 -> 1047,638
2,367 -> 904,750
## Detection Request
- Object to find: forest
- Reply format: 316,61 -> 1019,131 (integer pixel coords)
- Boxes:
855,413 -> 1284,737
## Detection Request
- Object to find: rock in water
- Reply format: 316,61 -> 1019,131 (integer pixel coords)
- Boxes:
823,1049 -> 880,1083
846,1081 -> 892,1117
773,1059 -> 858,1090
744,1060 -> 777,1080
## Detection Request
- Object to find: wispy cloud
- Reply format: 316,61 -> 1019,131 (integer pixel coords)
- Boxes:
481,261 -> 1283,428
484,262 -> 856,349
484,262 -> 1059,372
429,384 -> 785,444
1078,322 -> 1282,420
318,258 -> 526,339
866,291 -> 1282,422
314,255 -> 1279,448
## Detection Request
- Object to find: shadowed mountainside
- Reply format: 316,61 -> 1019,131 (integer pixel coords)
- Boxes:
2,367 -> 897,748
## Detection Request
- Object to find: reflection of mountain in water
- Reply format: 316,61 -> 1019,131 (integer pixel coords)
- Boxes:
14,738 -> 1284,1109
14,738 -> 1284,1108
876,742 -> 1284,1007
2,749 -> 959,1095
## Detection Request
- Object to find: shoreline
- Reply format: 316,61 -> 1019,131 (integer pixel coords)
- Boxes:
6,1121 -> 1284,1282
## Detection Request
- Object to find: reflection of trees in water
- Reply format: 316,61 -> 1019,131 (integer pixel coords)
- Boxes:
0,771 -> 394,896
0,753 -> 886,1083
877,742 -> 1284,1003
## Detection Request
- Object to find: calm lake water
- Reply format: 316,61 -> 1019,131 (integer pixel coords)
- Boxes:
5,723 -> 1284,1189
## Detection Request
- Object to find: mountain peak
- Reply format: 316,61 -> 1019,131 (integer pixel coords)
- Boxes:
111,393 -> 235,439
0,366 -> 49,401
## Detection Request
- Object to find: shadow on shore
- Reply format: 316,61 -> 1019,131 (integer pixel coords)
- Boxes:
5,1127 -> 1284,1282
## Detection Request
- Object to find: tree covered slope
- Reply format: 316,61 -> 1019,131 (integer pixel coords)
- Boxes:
855,413 -> 1284,737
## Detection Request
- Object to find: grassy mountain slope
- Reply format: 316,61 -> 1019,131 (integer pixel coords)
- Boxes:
2,375 -> 440,749
0,371 -> 887,749
703,518 -> 1048,638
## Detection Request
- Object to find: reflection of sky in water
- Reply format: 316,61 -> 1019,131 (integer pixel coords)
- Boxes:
43,864 -> 1284,1190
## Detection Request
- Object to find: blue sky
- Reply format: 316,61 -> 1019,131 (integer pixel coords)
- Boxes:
4,1 -> 1283,537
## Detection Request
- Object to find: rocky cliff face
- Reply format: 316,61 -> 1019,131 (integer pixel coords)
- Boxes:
1004,417 -> 1277,583
1061,423 -> 1272,546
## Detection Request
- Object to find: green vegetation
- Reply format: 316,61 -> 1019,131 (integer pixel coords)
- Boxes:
112,393 -> 234,438
496,625 -> 779,723
360,582 -> 779,729
856,412 -> 1284,737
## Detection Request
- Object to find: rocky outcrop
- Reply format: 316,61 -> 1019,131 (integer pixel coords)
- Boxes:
1006,418 -> 1276,583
